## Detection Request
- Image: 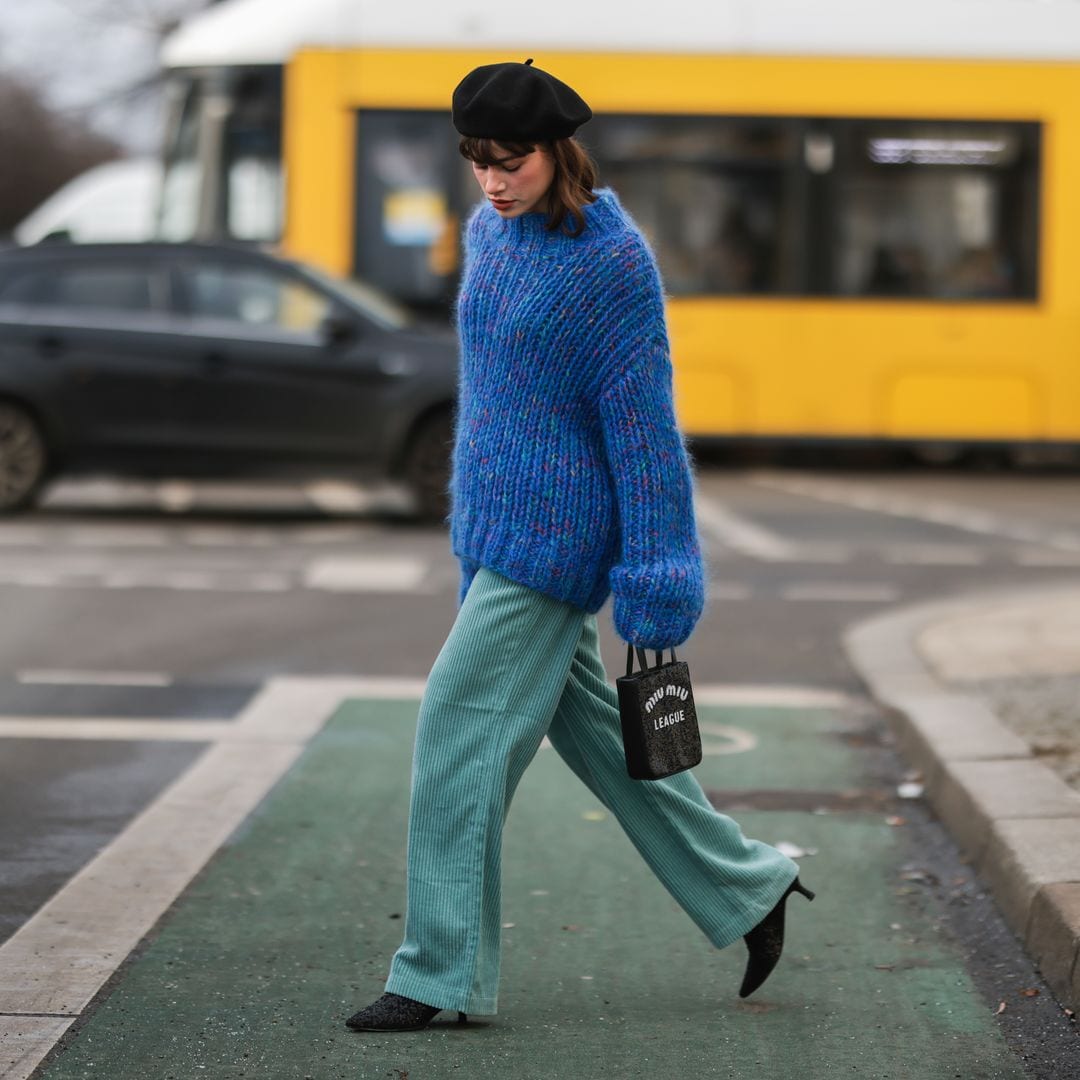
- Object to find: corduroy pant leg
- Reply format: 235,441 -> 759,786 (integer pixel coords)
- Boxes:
384,567 -> 587,1016
546,613 -> 800,949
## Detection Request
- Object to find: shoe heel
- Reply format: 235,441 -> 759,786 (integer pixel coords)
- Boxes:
457,1012 -> 468,1024
793,878 -> 815,902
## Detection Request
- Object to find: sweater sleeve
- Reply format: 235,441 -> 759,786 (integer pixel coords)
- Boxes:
599,338 -> 707,651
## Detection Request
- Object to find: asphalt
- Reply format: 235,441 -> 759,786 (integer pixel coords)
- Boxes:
4,581 -> 1080,1078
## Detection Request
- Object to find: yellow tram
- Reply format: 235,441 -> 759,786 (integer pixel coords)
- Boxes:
160,0 -> 1080,454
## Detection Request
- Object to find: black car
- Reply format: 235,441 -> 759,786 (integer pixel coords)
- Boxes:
0,242 -> 458,520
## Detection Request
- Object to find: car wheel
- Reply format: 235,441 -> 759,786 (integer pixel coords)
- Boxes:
0,401 -> 49,513
403,409 -> 453,523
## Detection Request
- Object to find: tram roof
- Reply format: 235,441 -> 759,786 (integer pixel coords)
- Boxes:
161,0 -> 1080,68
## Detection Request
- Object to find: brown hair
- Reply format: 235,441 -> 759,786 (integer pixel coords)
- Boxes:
458,136 -> 598,237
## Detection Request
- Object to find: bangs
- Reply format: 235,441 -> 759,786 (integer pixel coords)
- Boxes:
458,136 -> 537,165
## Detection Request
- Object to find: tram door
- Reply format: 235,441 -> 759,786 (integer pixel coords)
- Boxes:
354,111 -> 476,317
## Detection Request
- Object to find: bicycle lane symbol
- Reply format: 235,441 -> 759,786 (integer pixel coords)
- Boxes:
698,720 -> 758,756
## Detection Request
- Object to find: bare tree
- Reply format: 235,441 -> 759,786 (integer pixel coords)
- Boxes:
53,0 -> 211,39
0,0 -> 214,231
0,73 -> 121,235
2,0 -> 213,155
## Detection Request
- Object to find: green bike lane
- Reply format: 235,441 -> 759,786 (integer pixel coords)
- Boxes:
33,696 -> 1026,1080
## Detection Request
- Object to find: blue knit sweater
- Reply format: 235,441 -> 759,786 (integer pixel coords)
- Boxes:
448,186 -> 706,650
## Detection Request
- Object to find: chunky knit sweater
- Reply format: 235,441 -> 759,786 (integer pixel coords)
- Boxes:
448,186 -> 706,650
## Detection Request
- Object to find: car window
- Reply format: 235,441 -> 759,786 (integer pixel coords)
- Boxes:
184,264 -> 332,334
0,263 -> 159,312
298,264 -> 413,332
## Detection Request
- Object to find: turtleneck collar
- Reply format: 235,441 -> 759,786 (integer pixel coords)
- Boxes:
484,187 -> 621,244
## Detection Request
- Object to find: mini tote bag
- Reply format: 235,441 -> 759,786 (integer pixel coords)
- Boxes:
616,644 -> 702,780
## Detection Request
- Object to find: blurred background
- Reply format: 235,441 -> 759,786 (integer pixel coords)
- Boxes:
2,0 -> 1074,495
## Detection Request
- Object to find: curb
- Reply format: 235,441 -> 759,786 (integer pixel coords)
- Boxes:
843,582 -> 1080,1012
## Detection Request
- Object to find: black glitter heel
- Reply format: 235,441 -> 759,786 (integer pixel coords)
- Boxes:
345,992 -> 468,1032
738,877 -> 815,999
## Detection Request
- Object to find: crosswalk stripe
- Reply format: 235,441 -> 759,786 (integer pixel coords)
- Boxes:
303,480 -> 378,513
751,472 -> 1080,552
302,556 -> 429,592
881,544 -> 984,565
158,482 -> 197,512
694,494 -> 802,560
67,528 -> 170,547
709,583 -> 753,600
1013,549 -> 1080,566
17,670 -> 174,686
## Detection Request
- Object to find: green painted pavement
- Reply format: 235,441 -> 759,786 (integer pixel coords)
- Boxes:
38,700 -> 1026,1080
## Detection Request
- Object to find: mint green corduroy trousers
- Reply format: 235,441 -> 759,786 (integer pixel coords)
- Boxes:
384,567 -> 799,1015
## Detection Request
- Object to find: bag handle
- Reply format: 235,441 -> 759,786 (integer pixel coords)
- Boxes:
625,643 -> 677,676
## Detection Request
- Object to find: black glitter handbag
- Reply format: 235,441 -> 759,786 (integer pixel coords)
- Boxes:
616,644 -> 701,780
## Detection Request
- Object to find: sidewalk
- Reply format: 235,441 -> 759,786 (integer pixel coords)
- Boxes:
845,580 -> 1080,1017
12,687 -> 1033,1079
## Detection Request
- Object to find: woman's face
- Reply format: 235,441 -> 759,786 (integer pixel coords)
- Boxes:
471,144 -> 556,217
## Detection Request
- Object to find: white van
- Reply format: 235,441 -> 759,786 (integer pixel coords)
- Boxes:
13,158 -> 162,246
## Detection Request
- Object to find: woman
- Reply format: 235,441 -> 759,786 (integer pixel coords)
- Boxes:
345,58 -> 814,1034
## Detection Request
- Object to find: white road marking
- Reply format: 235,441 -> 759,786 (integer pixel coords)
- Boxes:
303,556 -> 429,592
181,527 -> 268,547
0,718 -> 225,741
282,524 -> 377,545
752,472 -> 1080,551
177,527 -> 284,548
0,1016 -> 75,1078
781,582 -> 901,602
305,480 -> 415,515
157,481 -> 197,512
695,494 -> 801,561
40,477 -> 422,519
223,573 -> 294,592
1013,549 -> 1080,566
881,544 -> 985,565
695,493 -> 850,563
699,721 -> 759,755
709,582 -> 753,600
98,570 -> 292,592
0,569 -> 292,592
0,572 -> 63,587
0,561 -> 428,594
106,570 -> 220,590
0,529 -> 48,547
788,543 -> 851,563
17,671 -> 174,687
38,478 -> 146,507
303,480 -> 380,513
67,527 -> 170,547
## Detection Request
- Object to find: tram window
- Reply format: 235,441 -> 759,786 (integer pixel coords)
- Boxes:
580,116 -> 803,296
354,111 -> 461,311
225,69 -> 284,243
827,120 -> 1039,300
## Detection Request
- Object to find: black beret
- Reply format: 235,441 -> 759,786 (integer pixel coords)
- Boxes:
452,58 -> 592,142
